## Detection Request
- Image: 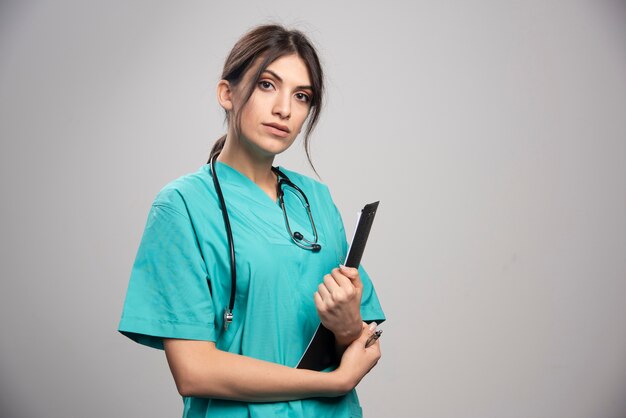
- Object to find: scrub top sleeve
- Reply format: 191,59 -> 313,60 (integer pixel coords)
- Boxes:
357,265 -> 386,325
118,203 -> 216,350
327,189 -> 386,325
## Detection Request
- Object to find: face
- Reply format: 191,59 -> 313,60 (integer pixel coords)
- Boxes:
228,54 -> 313,159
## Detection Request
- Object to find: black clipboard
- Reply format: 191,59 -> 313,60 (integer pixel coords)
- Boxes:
296,201 -> 380,371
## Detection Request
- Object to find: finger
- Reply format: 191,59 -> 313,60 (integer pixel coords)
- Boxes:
365,336 -> 381,355
357,324 -> 372,343
371,339 -> 381,357
339,265 -> 363,289
330,268 -> 354,289
314,291 -> 326,312
323,273 -> 341,294
339,265 -> 359,278
317,282 -> 332,301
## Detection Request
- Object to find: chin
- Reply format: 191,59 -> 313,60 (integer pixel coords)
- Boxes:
240,131 -> 297,158
261,146 -> 291,158
259,139 -> 296,156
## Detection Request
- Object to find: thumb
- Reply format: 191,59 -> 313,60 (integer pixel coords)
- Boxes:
340,265 -> 363,289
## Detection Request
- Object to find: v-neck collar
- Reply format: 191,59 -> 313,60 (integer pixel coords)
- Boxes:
208,161 -> 281,209
203,162 -> 320,246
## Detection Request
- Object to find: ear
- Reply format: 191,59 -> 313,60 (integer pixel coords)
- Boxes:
217,80 -> 234,111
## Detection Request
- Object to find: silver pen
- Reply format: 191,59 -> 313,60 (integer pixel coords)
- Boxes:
365,329 -> 383,348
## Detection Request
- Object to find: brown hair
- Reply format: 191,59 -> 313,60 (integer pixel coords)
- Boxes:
208,24 -> 324,172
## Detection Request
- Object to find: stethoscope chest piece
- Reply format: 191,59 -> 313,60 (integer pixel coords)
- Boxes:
223,308 -> 233,330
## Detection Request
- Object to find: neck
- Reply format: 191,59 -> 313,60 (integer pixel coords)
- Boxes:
217,133 -> 278,196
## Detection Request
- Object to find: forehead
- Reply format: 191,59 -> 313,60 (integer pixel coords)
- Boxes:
262,54 -> 312,86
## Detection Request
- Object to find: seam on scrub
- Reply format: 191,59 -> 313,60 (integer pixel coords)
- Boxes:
121,315 -> 214,328
152,203 -> 189,219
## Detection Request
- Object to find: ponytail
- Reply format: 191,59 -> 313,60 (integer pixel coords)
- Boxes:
208,135 -> 227,163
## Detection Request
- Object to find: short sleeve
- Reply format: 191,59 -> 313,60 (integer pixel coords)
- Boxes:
329,193 -> 386,325
118,202 -> 216,350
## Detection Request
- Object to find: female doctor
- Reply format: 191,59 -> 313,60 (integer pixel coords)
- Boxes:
119,24 -> 385,417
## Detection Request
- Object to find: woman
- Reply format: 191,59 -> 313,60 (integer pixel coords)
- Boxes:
119,24 -> 385,417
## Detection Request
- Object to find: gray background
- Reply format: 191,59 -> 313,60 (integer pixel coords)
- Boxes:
1,0 -> 625,417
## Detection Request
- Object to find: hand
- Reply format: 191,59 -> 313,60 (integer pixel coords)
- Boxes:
314,266 -> 363,345
332,322 -> 381,393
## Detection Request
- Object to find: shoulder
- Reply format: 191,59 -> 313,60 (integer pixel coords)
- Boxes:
152,165 -> 214,215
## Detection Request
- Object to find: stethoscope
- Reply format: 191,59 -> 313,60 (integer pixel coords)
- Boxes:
210,155 -> 321,330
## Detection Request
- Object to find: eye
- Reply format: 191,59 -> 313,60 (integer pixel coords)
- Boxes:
295,92 -> 311,103
258,80 -> 274,90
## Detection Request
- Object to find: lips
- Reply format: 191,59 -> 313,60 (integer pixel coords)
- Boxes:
263,122 -> 291,134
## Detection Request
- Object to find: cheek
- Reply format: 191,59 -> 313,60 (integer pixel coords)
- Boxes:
238,103 -> 260,130
294,109 -> 311,133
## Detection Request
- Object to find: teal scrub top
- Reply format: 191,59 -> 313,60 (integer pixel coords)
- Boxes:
118,162 -> 385,418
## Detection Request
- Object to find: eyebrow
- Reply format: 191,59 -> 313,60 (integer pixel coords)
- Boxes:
262,69 -> 313,91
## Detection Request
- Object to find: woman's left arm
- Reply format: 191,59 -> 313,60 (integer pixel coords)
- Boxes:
314,265 -> 364,348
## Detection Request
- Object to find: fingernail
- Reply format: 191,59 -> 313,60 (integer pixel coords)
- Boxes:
339,264 -> 353,272
368,322 -> 378,331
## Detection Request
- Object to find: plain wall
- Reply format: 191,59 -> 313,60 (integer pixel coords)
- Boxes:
1,0 -> 626,417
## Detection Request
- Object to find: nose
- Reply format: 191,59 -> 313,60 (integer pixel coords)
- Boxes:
272,92 -> 291,120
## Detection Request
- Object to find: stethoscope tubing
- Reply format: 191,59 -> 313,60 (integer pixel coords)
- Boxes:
210,156 -> 237,327
209,156 -> 321,330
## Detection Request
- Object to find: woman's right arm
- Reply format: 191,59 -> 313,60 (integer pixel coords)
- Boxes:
163,323 -> 380,402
